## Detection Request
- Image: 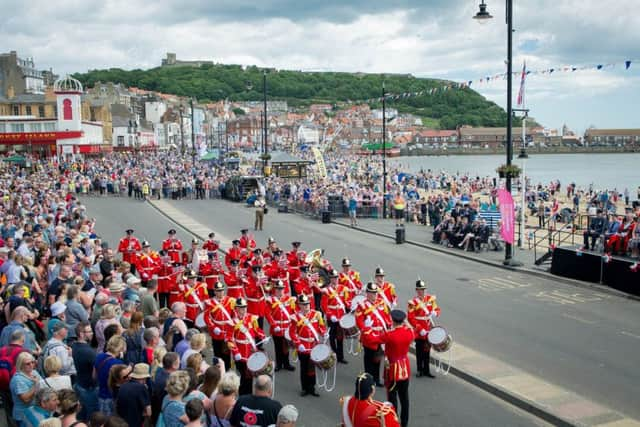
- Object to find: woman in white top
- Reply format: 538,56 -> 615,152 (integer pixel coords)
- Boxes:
210,371 -> 240,427
39,355 -> 72,391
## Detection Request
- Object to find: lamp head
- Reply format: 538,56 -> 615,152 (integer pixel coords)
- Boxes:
473,0 -> 493,22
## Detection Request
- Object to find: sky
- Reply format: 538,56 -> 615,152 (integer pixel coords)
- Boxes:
3,0 -> 639,134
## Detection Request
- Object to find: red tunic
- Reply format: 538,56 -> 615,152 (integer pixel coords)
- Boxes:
203,296 -> 235,340
377,281 -> 398,309
183,281 -> 209,321
381,325 -> 414,383
407,294 -> 440,339
225,247 -> 242,268
265,295 -> 296,337
136,252 -> 160,282
321,285 -> 351,322
244,275 -> 268,318
198,261 -> 220,291
339,270 -> 363,293
162,238 -> 183,264
227,314 -> 265,361
118,236 -> 141,264
292,277 -> 316,310
223,270 -> 246,300
355,300 -> 391,350
340,397 -> 400,427
202,239 -> 219,253
239,235 -> 256,250
157,260 -> 177,294
289,310 -> 326,354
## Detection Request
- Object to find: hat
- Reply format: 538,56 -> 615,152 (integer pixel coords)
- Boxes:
268,237 -> 276,244
253,248 -> 262,254
230,258 -> 240,266
232,239 -> 240,245
126,229 -> 134,234
208,232 -> 215,238
109,282 -> 125,293
240,229 -> 248,234
300,265 -> 309,272
251,265 -> 262,272
213,282 -> 226,292
142,240 -> 151,248
168,229 -> 177,235
355,373 -> 376,400
415,280 -> 427,290
375,266 -> 385,276
365,282 -> 379,293
192,238 -> 199,245
130,363 -> 151,380
329,269 -> 339,278
50,301 -> 67,317
127,276 -> 142,286
50,320 -> 68,334
272,249 -> 282,256
235,297 -> 248,308
273,279 -> 286,289
298,294 -> 311,305
390,309 -> 406,323
186,269 -> 197,279
291,241 -> 301,247
342,258 -> 351,267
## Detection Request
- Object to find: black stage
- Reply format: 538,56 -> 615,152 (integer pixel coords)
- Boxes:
551,246 -> 639,296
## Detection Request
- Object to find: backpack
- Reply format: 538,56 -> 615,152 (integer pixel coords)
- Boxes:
37,340 -> 65,376
0,345 -> 24,390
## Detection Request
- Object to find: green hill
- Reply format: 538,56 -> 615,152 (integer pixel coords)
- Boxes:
73,64 -> 519,129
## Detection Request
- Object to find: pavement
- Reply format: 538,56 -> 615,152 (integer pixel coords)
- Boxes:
83,196 -> 640,426
81,196 -> 549,427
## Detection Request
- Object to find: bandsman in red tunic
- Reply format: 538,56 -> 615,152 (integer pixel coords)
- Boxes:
289,294 -> 327,397
227,297 -> 266,395
223,259 -> 246,299
117,228 -> 141,265
181,269 -> 209,322
239,229 -> 257,250
373,267 -> 398,310
407,280 -> 440,378
225,239 -> 242,268
286,241 -> 303,266
135,241 -> 160,284
292,265 -> 316,310
198,252 -> 221,292
340,373 -> 400,427
380,310 -> 414,427
167,263 -> 185,308
265,280 -> 297,372
263,249 -> 290,289
202,232 -> 220,253
262,237 -> 279,263
162,229 -> 183,264
244,265 -> 269,328
203,282 -> 235,369
339,258 -> 363,294
321,269 -> 352,364
355,282 -> 391,386
156,252 -> 176,308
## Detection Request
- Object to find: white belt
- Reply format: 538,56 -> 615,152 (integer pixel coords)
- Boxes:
299,336 -> 316,342
186,303 -> 199,307
414,316 -> 430,320
246,297 -> 263,302
235,339 -> 252,345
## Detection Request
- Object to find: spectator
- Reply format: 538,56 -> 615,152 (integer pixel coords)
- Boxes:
143,326 -> 161,364
0,306 -> 38,352
229,375 -> 282,427
58,389 -> 88,427
141,280 -> 159,317
65,285 -> 89,342
161,370 -> 190,427
277,405 -> 299,427
0,329 -> 29,427
95,304 -> 119,352
183,368 -> 211,423
39,355 -> 72,391
115,363 -> 152,427
122,311 -> 145,364
72,321 -> 98,421
151,352 -> 180,424
180,332 -> 208,369
185,398 -> 205,427
9,352 -> 43,425
103,416 -> 128,427
210,371 -> 240,427
95,335 -> 126,416
199,364 -> 223,401
42,322 -> 76,377
38,418 -> 61,427
22,388 -> 59,427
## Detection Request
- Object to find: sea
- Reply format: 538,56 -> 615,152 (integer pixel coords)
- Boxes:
389,153 -> 640,193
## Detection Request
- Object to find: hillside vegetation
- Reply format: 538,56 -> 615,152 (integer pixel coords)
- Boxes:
73,64 -> 520,129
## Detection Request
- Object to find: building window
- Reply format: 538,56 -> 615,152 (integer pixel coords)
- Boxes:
43,122 -> 55,131
25,106 -> 32,116
30,123 -> 41,132
117,136 -> 124,146
11,123 -> 25,132
13,105 -> 19,115
39,106 -> 45,117
63,99 -> 73,120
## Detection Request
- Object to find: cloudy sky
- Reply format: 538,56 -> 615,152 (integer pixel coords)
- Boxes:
4,0 -> 638,133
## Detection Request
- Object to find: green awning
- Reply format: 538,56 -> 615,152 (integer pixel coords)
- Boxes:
200,150 -> 219,161
361,142 -> 395,151
2,155 -> 27,164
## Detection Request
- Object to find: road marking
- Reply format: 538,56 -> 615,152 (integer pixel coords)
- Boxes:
530,290 -> 604,306
562,313 -> 597,325
474,276 -> 531,292
620,331 -> 640,340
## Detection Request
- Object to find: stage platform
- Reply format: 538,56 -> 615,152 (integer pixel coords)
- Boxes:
550,246 -> 639,296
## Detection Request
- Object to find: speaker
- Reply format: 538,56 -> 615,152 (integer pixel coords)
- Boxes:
322,210 -> 331,224
395,226 -> 405,244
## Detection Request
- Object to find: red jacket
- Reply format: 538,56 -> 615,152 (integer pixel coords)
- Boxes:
225,247 -> 242,268
355,300 -> 391,350
157,259 -> 177,294
289,310 -> 326,354
320,285 -> 351,322
239,235 -> 256,250
340,397 -> 400,427
198,261 -> 220,290
223,269 -> 246,300
381,325 -> 414,382
227,314 -> 265,361
162,238 -> 183,264
118,236 -> 141,264
407,295 -> 440,339
377,281 -> 398,309
292,277 -> 316,310
265,295 -> 296,337
202,239 -> 219,252
339,270 -> 363,293
203,296 -> 235,340
135,251 -> 160,281
182,281 -> 208,321
244,275 -> 267,317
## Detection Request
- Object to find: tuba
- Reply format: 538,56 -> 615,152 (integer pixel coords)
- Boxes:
304,248 -> 330,288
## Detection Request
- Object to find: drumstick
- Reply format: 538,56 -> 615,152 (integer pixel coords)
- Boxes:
255,336 -> 272,347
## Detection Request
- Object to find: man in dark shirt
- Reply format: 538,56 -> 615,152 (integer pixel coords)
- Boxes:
71,321 -> 98,420
116,363 -> 151,427
230,375 -> 282,427
583,209 -> 607,250
151,352 -> 180,425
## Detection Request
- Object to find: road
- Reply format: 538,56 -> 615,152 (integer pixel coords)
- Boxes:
82,196 -> 548,427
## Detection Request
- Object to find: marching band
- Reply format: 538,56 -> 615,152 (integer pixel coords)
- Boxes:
118,228 -> 447,427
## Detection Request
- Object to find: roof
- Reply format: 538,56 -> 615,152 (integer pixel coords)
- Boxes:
584,129 -> 640,136
418,129 -> 457,137
270,151 -> 312,164
10,93 -> 48,104
459,127 -> 531,137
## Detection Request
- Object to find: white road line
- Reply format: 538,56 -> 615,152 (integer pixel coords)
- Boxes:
562,313 -> 597,325
620,331 -> 640,340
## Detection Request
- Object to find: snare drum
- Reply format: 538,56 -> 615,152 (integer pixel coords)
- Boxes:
350,295 -> 365,312
339,313 -> 359,338
428,326 -> 452,353
195,313 -> 206,329
310,343 -> 336,371
247,352 -> 273,377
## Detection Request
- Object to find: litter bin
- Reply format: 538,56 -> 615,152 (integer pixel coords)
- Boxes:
322,210 -> 331,224
395,226 -> 405,244
278,203 -> 289,213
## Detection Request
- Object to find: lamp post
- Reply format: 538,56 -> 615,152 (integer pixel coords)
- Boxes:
474,0 -> 521,266
190,98 -> 197,164
179,105 -> 185,156
514,108 -> 529,248
382,82 -> 387,219
262,70 -> 268,175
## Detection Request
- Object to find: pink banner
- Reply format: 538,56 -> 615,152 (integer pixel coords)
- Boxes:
497,189 -> 515,244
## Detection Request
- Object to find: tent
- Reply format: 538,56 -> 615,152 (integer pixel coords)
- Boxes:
2,154 -> 27,165
361,142 -> 395,151
200,150 -> 220,161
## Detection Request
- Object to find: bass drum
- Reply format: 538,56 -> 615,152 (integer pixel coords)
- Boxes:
339,314 -> 359,339
428,326 -> 453,353
195,313 -> 206,329
310,343 -> 336,371
247,351 -> 273,377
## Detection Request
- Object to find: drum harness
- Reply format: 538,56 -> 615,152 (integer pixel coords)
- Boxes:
414,297 -> 453,376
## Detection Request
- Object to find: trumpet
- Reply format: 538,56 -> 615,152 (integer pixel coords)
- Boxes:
305,248 -> 329,288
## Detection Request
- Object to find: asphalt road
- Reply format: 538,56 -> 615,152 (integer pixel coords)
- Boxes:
81,196 -> 549,427
116,197 -> 640,420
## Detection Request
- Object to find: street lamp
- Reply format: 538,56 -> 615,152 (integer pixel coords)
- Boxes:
179,105 -> 185,156
382,82 -> 387,219
474,0 -> 521,266
514,108 -> 529,249
190,98 -> 197,164
262,70 -> 269,175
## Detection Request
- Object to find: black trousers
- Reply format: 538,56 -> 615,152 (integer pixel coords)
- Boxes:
212,339 -> 231,371
273,335 -> 291,369
328,320 -> 345,361
159,292 -> 169,309
299,353 -> 316,392
387,379 -> 410,427
236,361 -> 252,395
583,230 -> 600,250
364,346 -> 382,384
415,339 -> 431,374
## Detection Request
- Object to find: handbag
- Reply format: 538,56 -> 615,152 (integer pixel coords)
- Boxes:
263,207 -> 268,215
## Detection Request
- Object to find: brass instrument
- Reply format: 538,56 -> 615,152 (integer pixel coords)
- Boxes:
304,248 -> 330,288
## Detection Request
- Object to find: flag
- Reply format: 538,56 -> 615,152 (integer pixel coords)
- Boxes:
516,61 -> 526,106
